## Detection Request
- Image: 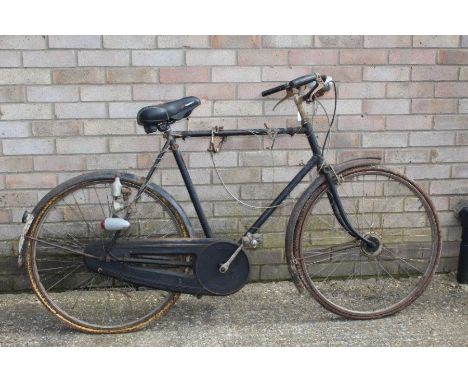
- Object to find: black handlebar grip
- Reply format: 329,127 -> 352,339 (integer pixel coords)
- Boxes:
289,74 -> 318,88
261,83 -> 289,97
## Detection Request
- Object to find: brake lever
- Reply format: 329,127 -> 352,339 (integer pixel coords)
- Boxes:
272,88 -> 294,111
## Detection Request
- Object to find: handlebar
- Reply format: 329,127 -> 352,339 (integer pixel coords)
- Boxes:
261,73 -> 332,97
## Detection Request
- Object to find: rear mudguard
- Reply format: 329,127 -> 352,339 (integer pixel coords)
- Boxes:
285,156 -> 382,294
17,171 -> 194,268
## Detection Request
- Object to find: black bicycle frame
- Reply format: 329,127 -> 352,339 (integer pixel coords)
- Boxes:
143,121 -> 372,246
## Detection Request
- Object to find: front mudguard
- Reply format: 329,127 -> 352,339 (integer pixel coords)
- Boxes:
285,156 -> 382,294
17,171 -> 194,268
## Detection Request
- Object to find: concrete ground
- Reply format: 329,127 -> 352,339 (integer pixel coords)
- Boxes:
0,273 -> 466,346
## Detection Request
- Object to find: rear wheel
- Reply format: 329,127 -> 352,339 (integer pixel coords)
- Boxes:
26,172 -> 191,334
288,166 -> 441,319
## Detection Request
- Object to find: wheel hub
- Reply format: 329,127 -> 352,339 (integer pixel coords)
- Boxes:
361,233 -> 383,257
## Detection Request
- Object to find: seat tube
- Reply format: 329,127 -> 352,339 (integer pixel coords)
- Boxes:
169,136 -> 213,238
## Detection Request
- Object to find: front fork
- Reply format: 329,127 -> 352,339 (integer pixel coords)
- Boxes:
321,165 -> 375,249
297,105 -> 375,250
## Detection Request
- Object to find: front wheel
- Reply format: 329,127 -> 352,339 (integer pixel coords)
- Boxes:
26,171 -> 192,334
287,166 -> 441,319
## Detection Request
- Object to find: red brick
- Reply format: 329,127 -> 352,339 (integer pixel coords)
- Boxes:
363,66 -> 410,81
385,149 -> 429,164
413,35 -> 460,47
186,50 -> 236,66
329,132 -> 360,148
386,83 -> 434,98
323,66 -> 363,82
0,86 -> 24,102
337,149 -> 383,163
238,82 -> 284,99
340,49 -> 387,64
411,99 -> 458,114
435,83 -> 468,97
411,65 -> 459,81
158,36 -> 209,48
210,36 -> 261,48
437,49 -> 468,64
0,210 -> 10,223
263,36 -> 312,48
452,164 -> 468,178
186,84 -> 236,100
288,49 -> 338,65
338,82 -> 386,98
389,49 -> 436,64
315,35 -> 361,48
337,115 -> 385,131
460,67 -> 468,80
159,67 -> 210,83
106,68 -> 158,84
262,66 -> 311,82
6,173 -> 57,189
132,84 -> 183,101
362,133 -> 407,147
34,155 -> 86,171
386,115 -> 432,130
0,157 -> 33,172
238,49 -> 287,65
363,99 -> 410,115
52,68 -> 105,84
364,36 -> 411,48
409,132 -> 455,146
434,115 -> 468,130
32,120 -> 81,136
457,131 -> 468,145
212,67 -> 260,82
406,164 -> 451,179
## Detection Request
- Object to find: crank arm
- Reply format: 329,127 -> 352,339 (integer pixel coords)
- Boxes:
219,244 -> 244,273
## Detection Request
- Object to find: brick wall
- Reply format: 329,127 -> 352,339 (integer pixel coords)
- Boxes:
0,35 -> 467,290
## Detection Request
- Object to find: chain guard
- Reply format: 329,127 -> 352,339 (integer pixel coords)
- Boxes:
195,241 -> 249,295
84,239 -> 250,296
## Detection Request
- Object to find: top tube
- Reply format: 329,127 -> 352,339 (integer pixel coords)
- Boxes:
171,126 -> 306,139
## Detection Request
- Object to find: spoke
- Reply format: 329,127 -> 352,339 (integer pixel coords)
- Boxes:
322,261 -> 345,282
38,264 -> 82,272
72,192 -> 100,238
382,247 -> 424,274
93,186 -> 108,220
27,236 -> 99,259
144,223 -> 176,239
302,242 -> 361,258
39,226 -> 83,250
376,259 -> 397,281
92,186 -> 109,249
72,275 -> 97,310
303,250 -> 357,265
370,173 -> 378,229
314,214 -> 335,230
46,264 -> 84,291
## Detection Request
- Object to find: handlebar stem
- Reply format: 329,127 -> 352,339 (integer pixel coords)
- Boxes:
294,93 -> 309,124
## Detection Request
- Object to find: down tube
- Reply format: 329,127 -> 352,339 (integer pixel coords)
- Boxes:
244,156 -> 319,236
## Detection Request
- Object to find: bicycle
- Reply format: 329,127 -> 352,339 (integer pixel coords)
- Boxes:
18,73 -> 441,334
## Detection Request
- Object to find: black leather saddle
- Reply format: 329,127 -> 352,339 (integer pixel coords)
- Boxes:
137,96 -> 201,133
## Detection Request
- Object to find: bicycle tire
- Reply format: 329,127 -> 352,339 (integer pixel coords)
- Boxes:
26,171 -> 193,334
287,166 -> 441,319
